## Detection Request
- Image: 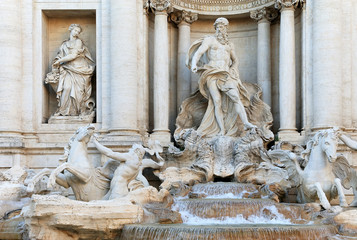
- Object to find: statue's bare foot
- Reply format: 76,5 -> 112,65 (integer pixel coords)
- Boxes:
350,198 -> 357,207
244,123 -> 257,131
340,200 -> 348,208
47,174 -> 57,189
218,130 -> 225,136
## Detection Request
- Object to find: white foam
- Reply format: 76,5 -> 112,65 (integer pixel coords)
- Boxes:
190,190 -> 252,199
175,204 -> 306,225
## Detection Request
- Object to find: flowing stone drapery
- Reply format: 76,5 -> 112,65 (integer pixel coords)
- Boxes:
312,0 -> 343,129
171,10 -> 198,111
0,0 -> 23,140
275,0 -> 299,133
250,8 -> 278,107
150,0 -> 172,144
109,0 -> 140,138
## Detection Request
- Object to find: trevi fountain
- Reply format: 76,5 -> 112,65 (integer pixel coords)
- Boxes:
1,0 -> 357,239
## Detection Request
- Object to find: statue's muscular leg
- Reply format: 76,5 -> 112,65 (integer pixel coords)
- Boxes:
207,80 -> 225,135
226,88 -> 256,130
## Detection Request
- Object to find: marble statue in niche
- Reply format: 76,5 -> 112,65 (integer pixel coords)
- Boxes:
187,17 -> 256,137
45,24 -> 96,123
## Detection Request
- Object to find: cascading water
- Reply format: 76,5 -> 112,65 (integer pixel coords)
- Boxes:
121,182 -> 338,240
172,182 -> 311,225
122,224 -> 337,240
190,182 -> 258,198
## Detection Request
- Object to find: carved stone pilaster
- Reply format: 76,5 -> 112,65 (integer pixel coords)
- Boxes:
170,10 -> 198,26
275,0 -> 299,10
250,8 -> 278,22
150,0 -> 172,14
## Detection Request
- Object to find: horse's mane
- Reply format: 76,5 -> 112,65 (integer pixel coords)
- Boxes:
301,130 -> 336,162
59,126 -> 87,163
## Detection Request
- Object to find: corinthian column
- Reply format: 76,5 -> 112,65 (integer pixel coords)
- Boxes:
171,10 -> 198,111
275,0 -> 299,133
137,1 -> 150,135
150,0 -> 172,144
250,8 -> 278,107
0,0 -> 23,139
109,0 -> 139,139
301,0 -> 313,132
312,0 -> 343,129
353,2 -> 357,128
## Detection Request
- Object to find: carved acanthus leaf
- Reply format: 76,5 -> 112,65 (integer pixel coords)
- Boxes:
170,10 -> 198,25
301,0 -> 306,9
150,0 -> 172,13
250,8 -> 278,22
143,0 -> 150,14
275,0 -> 299,10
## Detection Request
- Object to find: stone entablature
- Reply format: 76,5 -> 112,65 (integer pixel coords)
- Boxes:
171,0 -> 275,15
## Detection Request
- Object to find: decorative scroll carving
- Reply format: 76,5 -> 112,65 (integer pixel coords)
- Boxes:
170,10 -> 198,25
171,0 -> 275,13
275,0 -> 299,10
250,7 -> 278,22
150,0 -> 172,13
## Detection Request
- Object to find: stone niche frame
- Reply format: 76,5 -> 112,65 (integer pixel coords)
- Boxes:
33,1 -> 104,139
41,10 -> 97,123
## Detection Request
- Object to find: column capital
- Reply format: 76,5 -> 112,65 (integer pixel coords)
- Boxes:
301,0 -> 306,9
250,7 -> 278,23
275,0 -> 299,11
170,10 -> 198,26
150,0 -> 173,15
143,0 -> 150,15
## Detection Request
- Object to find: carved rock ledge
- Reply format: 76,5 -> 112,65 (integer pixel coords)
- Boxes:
22,195 -> 143,240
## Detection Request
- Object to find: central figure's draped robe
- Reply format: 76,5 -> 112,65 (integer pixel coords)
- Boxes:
186,37 -> 251,137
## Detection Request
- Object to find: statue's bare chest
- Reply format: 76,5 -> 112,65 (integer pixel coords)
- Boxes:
208,42 -> 231,60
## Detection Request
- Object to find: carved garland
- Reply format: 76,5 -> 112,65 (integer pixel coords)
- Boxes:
171,0 -> 275,13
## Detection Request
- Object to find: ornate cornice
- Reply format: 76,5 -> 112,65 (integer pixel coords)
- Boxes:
250,7 -> 278,22
170,10 -> 198,25
150,0 -> 173,14
171,0 -> 275,16
275,0 -> 299,10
